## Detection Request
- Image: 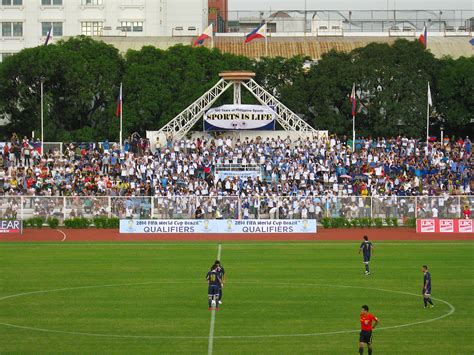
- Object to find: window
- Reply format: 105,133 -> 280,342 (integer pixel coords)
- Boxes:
2,22 -> 22,37
42,22 -> 63,36
13,22 -> 22,36
81,21 -> 103,36
120,21 -> 143,32
0,53 -> 14,62
42,0 -> 62,4
81,0 -> 102,5
2,0 -> 23,5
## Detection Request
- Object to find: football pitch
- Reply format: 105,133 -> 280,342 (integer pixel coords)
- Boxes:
1,242 -> 473,354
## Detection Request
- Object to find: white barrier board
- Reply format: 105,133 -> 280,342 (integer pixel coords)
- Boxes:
120,219 -> 317,234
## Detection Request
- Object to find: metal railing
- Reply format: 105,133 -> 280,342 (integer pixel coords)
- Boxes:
222,9 -> 473,34
0,195 -> 471,222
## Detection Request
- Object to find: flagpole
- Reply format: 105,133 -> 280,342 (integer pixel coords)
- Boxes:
40,79 -> 44,156
426,82 -> 430,151
265,32 -> 268,57
352,114 -> 356,152
120,83 -> 123,151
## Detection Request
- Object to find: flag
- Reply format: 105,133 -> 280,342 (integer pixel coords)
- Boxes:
427,82 -> 432,107
194,24 -> 213,46
116,83 -> 122,118
44,27 -> 52,46
245,23 -> 267,43
469,38 -> 474,46
350,83 -> 357,117
419,26 -> 427,48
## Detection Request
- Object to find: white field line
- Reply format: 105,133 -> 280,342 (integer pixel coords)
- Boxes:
207,244 -> 222,355
0,279 -> 455,340
56,229 -> 67,242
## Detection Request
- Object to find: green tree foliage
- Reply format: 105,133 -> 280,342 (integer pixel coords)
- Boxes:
436,56 -> 474,134
0,37 -> 471,141
0,37 -> 125,141
122,45 -> 252,133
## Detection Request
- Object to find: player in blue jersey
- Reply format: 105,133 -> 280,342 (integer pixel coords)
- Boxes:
214,260 -> 225,305
206,264 -> 223,310
422,265 -> 434,308
359,235 -> 374,275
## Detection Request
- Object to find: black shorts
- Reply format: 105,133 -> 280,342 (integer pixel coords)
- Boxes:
359,330 -> 373,344
208,285 -> 219,296
363,254 -> 371,262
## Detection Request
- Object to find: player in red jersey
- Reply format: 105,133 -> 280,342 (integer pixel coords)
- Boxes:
359,305 -> 379,354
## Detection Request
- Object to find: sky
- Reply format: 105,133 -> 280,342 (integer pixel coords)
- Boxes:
229,0 -> 474,11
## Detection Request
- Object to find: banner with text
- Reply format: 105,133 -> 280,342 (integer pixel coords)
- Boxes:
0,220 -> 22,234
204,105 -> 276,131
416,219 -> 473,233
217,170 -> 260,180
120,219 -> 317,234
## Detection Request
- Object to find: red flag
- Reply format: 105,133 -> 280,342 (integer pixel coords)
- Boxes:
115,83 -> 122,118
350,83 -> 357,117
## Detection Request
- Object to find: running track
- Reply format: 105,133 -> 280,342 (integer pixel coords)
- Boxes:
1,228 -> 473,242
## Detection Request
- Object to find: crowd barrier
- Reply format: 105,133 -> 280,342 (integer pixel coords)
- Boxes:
0,196 -> 472,223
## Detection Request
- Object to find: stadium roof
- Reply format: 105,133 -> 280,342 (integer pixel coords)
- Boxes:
97,35 -> 473,60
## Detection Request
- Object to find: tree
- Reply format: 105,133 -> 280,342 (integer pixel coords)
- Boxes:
0,37 -> 471,141
436,56 -> 474,137
122,45 -> 253,133
0,36 -> 125,141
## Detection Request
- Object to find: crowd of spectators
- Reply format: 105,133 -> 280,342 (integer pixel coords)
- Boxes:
0,133 -> 471,197
0,133 -> 471,220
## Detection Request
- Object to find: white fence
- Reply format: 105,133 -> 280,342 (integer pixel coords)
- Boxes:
0,196 -> 472,222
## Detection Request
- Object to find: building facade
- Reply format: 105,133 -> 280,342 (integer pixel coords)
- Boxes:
208,0 -> 227,33
0,0 -> 207,61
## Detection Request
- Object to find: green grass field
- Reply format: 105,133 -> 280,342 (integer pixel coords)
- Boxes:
1,242 -> 473,354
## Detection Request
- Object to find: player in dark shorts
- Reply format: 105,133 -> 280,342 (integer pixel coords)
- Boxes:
359,235 -> 374,275
214,260 -> 225,305
359,305 -> 379,355
206,264 -> 222,310
422,265 -> 434,308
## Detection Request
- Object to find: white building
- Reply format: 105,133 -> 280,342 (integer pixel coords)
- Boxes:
0,0 -> 207,61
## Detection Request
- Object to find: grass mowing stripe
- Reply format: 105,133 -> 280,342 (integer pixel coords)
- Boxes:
1,242 -> 473,247
208,244 -> 222,355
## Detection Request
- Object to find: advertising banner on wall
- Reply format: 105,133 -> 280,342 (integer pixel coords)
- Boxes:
120,219 -> 317,234
0,220 -> 22,234
204,105 -> 276,131
416,219 -> 473,233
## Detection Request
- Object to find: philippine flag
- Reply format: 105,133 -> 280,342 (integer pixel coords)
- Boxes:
419,26 -> 427,48
350,83 -> 357,117
194,24 -> 213,46
245,23 -> 267,43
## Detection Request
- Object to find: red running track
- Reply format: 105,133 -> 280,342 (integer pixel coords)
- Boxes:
0,228 -> 473,242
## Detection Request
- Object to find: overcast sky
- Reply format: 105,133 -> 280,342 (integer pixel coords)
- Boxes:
229,0 -> 473,11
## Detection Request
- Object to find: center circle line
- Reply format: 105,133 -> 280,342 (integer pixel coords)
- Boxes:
0,280 -> 455,340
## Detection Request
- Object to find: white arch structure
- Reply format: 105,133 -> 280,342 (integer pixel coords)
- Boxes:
155,71 -> 317,142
